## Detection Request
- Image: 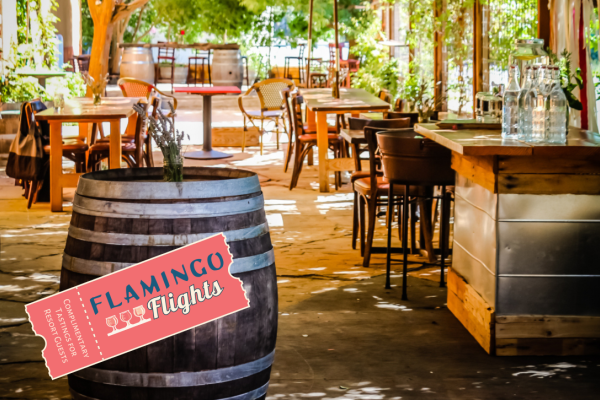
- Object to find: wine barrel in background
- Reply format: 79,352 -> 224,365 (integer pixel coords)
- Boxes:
211,49 -> 244,89
60,167 -> 277,400
120,47 -> 155,84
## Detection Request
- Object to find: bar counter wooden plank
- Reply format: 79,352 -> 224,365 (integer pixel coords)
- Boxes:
303,88 -> 390,192
415,123 -> 600,356
35,97 -> 140,212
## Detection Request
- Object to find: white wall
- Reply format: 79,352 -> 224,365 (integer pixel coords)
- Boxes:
1,0 -> 17,71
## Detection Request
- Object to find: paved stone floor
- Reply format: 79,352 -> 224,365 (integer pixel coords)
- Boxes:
1,104 -> 599,398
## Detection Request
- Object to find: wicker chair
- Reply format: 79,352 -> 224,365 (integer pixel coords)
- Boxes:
238,78 -> 295,154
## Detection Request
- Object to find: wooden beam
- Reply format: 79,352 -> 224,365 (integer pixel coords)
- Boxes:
537,0 -> 550,48
472,0 -> 483,116
434,0 -> 446,111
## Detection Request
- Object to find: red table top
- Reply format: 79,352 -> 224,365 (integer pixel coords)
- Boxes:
174,86 -> 242,95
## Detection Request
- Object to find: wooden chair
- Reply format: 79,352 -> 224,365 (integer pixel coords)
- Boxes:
87,101 -> 148,171
73,55 -> 91,73
328,43 -> 360,88
23,100 -> 88,208
187,49 -> 211,86
242,56 -> 250,86
118,78 -> 178,111
238,78 -> 295,154
307,58 -> 327,88
155,42 -> 176,93
283,91 -> 344,190
284,44 -> 305,85
378,89 -> 391,104
386,111 -> 419,127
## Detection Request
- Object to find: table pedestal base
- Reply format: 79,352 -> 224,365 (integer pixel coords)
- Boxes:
184,150 -> 234,160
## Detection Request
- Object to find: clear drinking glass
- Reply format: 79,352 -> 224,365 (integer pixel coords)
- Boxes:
54,94 -> 65,111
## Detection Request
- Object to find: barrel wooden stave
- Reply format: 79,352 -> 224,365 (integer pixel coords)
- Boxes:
120,47 -> 155,84
211,49 -> 244,89
62,167 -> 276,400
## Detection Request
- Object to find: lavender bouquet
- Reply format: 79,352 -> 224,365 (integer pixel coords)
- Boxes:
134,101 -> 187,182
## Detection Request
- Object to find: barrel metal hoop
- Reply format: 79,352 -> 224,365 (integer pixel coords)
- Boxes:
70,382 -> 269,400
67,223 -> 270,247
72,350 -> 274,387
73,194 -> 264,219
62,249 -> 275,276
77,168 -> 260,200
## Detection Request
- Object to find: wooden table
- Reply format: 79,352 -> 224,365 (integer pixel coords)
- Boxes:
303,88 -> 390,192
35,98 -> 140,212
16,70 -> 68,88
415,123 -> 600,356
175,86 -> 242,160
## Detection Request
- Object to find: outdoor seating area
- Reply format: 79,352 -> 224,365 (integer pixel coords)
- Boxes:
1,1 -> 600,399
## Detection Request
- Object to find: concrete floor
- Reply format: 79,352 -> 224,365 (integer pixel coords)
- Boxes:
0,98 -> 599,399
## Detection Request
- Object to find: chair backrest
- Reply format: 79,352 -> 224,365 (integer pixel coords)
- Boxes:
348,117 -> 412,132
73,55 -> 91,73
281,89 -> 304,143
118,78 -> 154,99
386,111 -> 419,127
376,129 -> 454,186
157,42 -> 175,59
252,78 -> 295,112
297,44 -> 305,59
378,89 -> 391,103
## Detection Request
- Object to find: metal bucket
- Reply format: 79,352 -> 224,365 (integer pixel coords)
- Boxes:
212,49 -> 244,88
120,47 -> 155,84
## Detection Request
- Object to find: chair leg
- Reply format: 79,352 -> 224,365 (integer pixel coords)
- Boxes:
439,186 -> 447,288
284,136 -> 294,173
385,184 -> 394,289
307,147 -> 314,166
27,179 -> 37,209
402,185 -> 410,300
352,190 -> 359,250
359,194 -> 366,256
260,119 -> 264,155
242,116 -> 247,153
290,143 -> 309,190
362,197 -> 378,268
410,201 -> 417,254
418,198 -> 437,263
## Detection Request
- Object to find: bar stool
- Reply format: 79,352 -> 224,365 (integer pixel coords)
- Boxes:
187,49 -> 211,86
155,42 -> 176,93
284,44 -> 305,85
377,129 -> 455,299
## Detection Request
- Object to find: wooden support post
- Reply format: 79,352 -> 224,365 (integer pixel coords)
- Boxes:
87,0 -> 149,94
537,0 -> 550,48
434,0 -> 447,111
472,0 -> 489,116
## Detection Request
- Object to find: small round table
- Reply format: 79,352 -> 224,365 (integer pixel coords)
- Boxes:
175,86 -> 242,160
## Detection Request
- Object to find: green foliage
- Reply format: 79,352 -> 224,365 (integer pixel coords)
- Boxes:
548,48 -> 584,111
81,0 -> 93,52
15,0 -> 60,68
349,4 -> 400,101
1,42 -> 47,102
488,0 -> 537,69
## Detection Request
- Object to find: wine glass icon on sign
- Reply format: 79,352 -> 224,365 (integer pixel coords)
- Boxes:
133,305 -> 148,322
106,315 -> 119,333
120,310 -> 133,327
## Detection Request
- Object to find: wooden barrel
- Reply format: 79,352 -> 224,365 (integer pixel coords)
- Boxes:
120,47 -> 155,84
211,49 -> 244,88
60,167 -> 277,400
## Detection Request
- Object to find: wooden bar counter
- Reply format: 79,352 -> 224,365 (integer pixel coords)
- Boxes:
415,123 -> 600,356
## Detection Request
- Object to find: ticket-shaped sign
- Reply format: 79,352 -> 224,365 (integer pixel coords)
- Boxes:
25,234 -> 249,379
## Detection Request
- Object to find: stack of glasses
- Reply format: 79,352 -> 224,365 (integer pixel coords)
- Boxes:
502,64 -> 568,144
